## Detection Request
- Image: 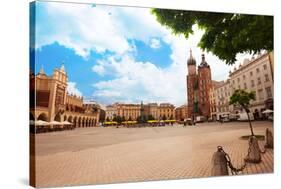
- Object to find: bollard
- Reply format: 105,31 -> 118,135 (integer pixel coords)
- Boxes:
211,147 -> 229,176
244,136 -> 261,163
265,128 -> 273,149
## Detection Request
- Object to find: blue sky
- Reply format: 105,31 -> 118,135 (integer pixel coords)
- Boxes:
32,1 -> 248,106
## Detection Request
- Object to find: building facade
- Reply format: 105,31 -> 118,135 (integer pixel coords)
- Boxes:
210,81 -> 224,120
158,103 -> 175,120
187,50 -> 212,120
213,79 -> 232,120
175,104 -> 188,121
228,52 -> 274,118
105,103 -> 141,121
105,102 -> 175,121
30,65 -> 100,127
211,51 -> 274,120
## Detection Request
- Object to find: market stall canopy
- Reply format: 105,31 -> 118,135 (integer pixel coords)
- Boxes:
50,121 -> 64,125
164,120 -> 176,122
62,121 -> 73,125
34,120 -> 50,126
262,109 -> 274,114
147,120 -> 158,123
104,121 -> 118,125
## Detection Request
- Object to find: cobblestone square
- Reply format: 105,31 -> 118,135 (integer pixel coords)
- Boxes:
34,121 -> 273,188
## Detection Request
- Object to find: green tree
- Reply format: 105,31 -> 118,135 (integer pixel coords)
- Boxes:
229,89 -> 256,135
112,116 -> 117,122
147,114 -> 155,120
114,115 -> 123,124
151,9 -> 273,64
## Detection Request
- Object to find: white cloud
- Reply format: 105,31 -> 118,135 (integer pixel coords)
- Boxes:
67,82 -> 82,97
149,38 -> 161,49
38,2 -> 252,106
36,3 -> 132,57
92,53 -> 186,106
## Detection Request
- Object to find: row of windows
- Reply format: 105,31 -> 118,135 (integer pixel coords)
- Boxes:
216,86 -> 272,106
257,87 -> 272,100
217,106 -> 229,113
232,64 -> 269,84
233,74 -> 270,90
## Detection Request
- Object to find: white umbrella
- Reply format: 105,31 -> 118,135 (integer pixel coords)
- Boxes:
35,120 -> 50,126
62,121 -> 73,125
262,109 -> 274,114
50,121 -> 64,125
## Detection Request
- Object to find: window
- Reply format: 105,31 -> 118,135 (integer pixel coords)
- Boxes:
243,75 -> 246,79
257,77 -> 261,85
244,83 -> 247,89
251,80 -> 255,87
256,68 -> 260,73
238,85 -> 241,89
265,87 -> 272,98
250,71 -> 253,76
258,89 -> 264,100
265,74 -> 270,82
263,64 -> 267,70
237,78 -> 240,83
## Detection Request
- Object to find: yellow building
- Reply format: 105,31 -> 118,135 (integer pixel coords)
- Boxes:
117,103 -> 141,121
158,103 -> 175,120
30,65 -> 100,128
105,102 -> 176,121
105,103 -> 140,121
175,104 -> 187,121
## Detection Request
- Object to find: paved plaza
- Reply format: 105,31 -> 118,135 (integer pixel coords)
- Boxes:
33,121 -> 274,188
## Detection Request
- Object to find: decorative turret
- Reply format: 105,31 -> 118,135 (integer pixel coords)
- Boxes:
60,63 -> 65,73
199,54 -> 209,68
37,64 -> 47,78
39,65 -> 45,75
53,63 -> 67,84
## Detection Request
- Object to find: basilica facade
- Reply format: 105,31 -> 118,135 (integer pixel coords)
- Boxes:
186,50 -> 212,120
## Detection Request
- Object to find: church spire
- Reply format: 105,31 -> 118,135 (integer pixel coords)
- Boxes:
187,48 -> 196,65
189,49 -> 193,59
201,54 -> 205,62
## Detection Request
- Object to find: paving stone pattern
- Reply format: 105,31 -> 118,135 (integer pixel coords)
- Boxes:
34,121 -> 273,188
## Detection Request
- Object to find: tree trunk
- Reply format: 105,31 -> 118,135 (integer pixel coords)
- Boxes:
245,108 -> 255,136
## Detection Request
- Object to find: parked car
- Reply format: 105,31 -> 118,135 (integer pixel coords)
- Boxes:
229,114 -> 238,121
222,117 -> 230,122
196,116 -> 206,123
237,112 -> 254,121
268,115 -> 274,121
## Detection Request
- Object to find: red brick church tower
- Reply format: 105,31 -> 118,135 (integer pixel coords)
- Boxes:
186,50 -> 212,120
